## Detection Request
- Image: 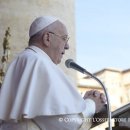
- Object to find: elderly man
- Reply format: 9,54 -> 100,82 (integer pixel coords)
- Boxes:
0,16 -> 106,130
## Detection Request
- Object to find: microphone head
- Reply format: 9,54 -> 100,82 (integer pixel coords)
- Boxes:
65,59 -> 74,68
65,59 -> 86,74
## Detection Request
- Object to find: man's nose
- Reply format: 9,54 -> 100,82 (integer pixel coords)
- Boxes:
64,43 -> 69,50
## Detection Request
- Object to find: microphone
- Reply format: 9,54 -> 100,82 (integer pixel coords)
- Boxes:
65,59 -> 94,77
65,59 -> 86,74
65,59 -> 112,130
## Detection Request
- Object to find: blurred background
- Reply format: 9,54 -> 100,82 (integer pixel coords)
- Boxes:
76,0 -> 130,111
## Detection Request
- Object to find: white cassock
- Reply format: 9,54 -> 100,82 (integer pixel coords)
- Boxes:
0,46 -> 95,130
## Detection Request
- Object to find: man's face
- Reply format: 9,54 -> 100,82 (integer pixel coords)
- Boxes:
48,23 -> 69,64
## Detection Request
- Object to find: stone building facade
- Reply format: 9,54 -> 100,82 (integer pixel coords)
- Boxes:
0,0 -> 76,84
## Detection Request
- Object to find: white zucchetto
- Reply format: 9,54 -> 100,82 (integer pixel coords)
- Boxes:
29,16 -> 58,37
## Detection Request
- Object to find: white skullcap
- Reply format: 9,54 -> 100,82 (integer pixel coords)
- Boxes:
29,16 -> 58,37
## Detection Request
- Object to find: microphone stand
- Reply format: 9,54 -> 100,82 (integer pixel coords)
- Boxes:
65,59 -> 112,130
83,69 -> 112,130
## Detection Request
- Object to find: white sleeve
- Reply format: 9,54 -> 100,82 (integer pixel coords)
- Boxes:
79,99 -> 96,130
83,99 -> 96,118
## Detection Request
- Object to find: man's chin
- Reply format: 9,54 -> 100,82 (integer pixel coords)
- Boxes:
57,58 -> 62,64
53,57 -> 63,64
57,60 -> 61,64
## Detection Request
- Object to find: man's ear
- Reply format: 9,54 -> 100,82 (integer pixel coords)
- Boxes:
42,32 -> 50,47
